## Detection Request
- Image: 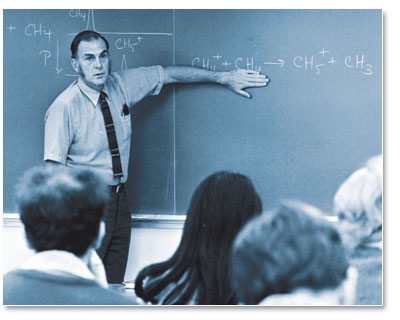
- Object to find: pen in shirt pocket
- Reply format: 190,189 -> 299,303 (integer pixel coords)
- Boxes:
122,104 -> 130,117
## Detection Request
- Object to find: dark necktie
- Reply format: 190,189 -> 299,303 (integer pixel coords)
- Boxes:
99,92 -> 123,180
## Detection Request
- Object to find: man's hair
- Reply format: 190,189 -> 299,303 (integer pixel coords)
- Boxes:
230,204 -> 349,305
16,165 -> 109,257
70,30 -> 109,58
134,171 -> 262,305
333,155 -> 382,250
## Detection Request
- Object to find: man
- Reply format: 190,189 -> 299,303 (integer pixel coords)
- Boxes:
3,165 -> 137,305
44,30 -> 269,284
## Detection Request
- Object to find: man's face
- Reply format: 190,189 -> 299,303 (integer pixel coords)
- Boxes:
72,38 -> 110,91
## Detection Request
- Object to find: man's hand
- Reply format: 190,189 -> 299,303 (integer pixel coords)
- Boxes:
163,66 -> 269,98
220,69 -> 269,98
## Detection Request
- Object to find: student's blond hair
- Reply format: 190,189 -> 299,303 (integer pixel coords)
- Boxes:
333,155 -> 382,251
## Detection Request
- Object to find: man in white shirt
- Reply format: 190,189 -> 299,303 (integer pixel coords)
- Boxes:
44,30 -> 270,284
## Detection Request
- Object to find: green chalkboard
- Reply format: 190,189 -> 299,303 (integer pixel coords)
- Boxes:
3,9 -> 382,215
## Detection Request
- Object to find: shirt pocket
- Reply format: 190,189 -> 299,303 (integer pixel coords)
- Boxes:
119,108 -> 132,138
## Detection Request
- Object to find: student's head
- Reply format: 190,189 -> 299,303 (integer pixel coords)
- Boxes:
135,171 -> 262,305
182,171 -> 262,262
71,30 -> 111,91
16,165 -> 108,257
231,203 -> 353,305
333,155 -> 382,252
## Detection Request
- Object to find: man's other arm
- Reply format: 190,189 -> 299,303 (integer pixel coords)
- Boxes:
44,102 -> 72,165
163,66 -> 269,99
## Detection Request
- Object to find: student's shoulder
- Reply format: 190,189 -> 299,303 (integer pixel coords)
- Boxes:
3,269 -> 22,284
3,269 -> 43,294
3,268 -> 33,281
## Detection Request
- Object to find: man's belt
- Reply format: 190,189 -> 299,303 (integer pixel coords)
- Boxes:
109,183 -> 125,194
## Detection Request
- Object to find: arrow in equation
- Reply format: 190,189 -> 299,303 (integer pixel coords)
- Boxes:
55,40 -> 63,74
263,59 -> 285,67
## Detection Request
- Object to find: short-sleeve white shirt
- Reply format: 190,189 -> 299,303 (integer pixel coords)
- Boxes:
44,66 -> 164,185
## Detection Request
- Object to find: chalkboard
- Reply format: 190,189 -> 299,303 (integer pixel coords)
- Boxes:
3,9 -> 382,215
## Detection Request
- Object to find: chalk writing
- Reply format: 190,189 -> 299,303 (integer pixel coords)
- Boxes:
36,39 -> 62,72
234,57 -> 262,72
315,64 -> 325,75
55,40 -> 62,74
10,10 -> 375,78
263,59 -> 285,67
66,10 -> 172,56
25,23 -> 52,43
69,9 -> 86,21
192,48 -> 374,76
319,48 -> 329,58
328,57 -> 337,66
39,50 -> 51,66
115,38 -> 140,52
121,54 -> 128,70
69,9 -> 173,37
191,58 -> 216,71
293,56 -> 315,70
363,64 -> 373,76
344,55 -> 373,75
7,25 -> 16,32
13,10 -> 173,75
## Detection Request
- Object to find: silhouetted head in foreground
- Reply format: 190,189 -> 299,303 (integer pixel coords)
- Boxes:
16,165 -> 108,256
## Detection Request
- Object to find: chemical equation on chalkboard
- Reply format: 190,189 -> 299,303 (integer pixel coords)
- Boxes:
191,48 -> 374,76
7,9 -> 374,77
6,9 -> 172,76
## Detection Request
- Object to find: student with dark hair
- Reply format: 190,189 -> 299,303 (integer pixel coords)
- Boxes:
44,29 -> 269,284
134,171 -> 262,305
333,155 -> 382,305
3,165 -> 137,305
230,203 -> 358,306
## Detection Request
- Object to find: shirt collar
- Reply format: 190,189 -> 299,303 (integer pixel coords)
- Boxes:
20,250 -> 108,288
77,77 -> 110,107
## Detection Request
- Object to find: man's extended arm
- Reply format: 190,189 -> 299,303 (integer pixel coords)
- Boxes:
163,66 -> 269,99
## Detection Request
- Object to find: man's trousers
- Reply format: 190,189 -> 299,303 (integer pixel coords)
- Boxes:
97,187 -> 131,284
